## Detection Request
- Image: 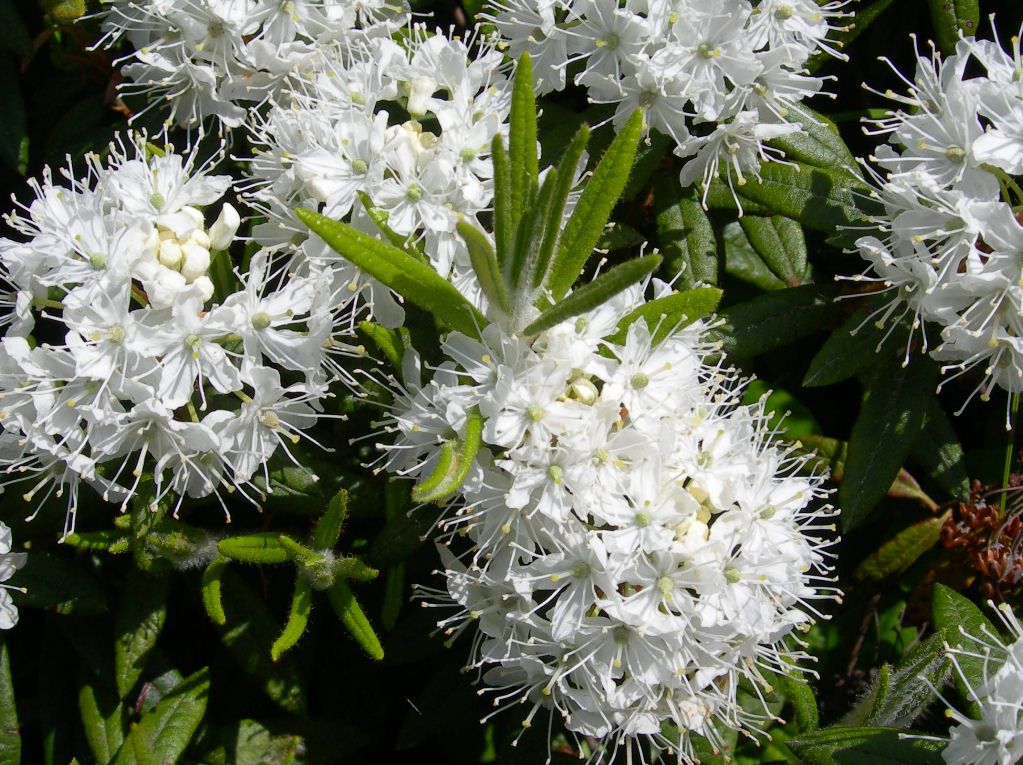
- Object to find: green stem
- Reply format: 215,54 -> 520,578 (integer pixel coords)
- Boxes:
1000,392 -> 1020,517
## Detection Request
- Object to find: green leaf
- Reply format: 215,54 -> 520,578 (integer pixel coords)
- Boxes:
508,54 -> 538,225
913,399 -> 971,501
863,631 -> 951,728
201,557 -> 228,626
524,254 -> 662,336
296,208 -> 486,338
840,354 -> 938,530
532,125 -> 590,289
932,584 -> 1000,717
788,726 -> 946,765
780,674 -> 819,734
0,55 -> 25,174
271,575 -> 313,662
191,719 -> 303,765
606,287 -> 723,346
63,529 -> 130,554
596,222 -> 645,252
491,134 -> 512,264
929,0 -> 980,54
112,668 -> 209,765
732,162 -> 878,238
313,490 -> 350,550
78,672 -> 126,764
412,408 -> 484,504
769,105 -> 857,172
722,220 -> 787,291
217,533 -> 291,565
741,379 -> 822,439
357,322 -> 409,376
709,285 -> 843,359
547,109 -> 645,300
326,580 -> 385,661
0,0 -> 32,58
622,131 -> 672,201
508,168 -> 555,295
654,176 -> 718,289
11,552 -> 108,615
333,557 -> 379,582
457,220 -> 511,315
114,573 -> 170,699
0,640 -> 18,765
803,297 -> 891,387
217,570 -> 307,714
357,191 -> 422,254
854,511 -> 950,584
381,563 -> 405,632
738,215 -> 811,288
807,0 -> 895,73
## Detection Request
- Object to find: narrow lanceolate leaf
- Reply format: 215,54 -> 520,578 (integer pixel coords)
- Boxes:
803,297 -> 894,387
357,191 -> 422,255
11,552 -> 108,615
607,287 -> 723,346
458,220 -> 510,314
912,399 -> 971,501
547,109 -> 645,300
932,584 -> 1000,718
928,0 -> 980,54
63,529 -> 130,554
326,580 -> 385,661
723,221 -> 787,291
313,489 -> 350,550
509,169 -> 555,295
357,321 -> 410,376
508,53 -> 538,223
738,215 -> 810,288
217,533 -> 290,565
863,630 -> 951,728
271,575 -> 313,662
853,511 -> 950,584
779,674 -> 819,734
112,668 -> 209,765
788,726 -> 945,765
333,557 -> 379,582
769,105 -> 857,172
840,354 -> 938,531
709,285 -> 843,359
412,408 -> 484,504
296,208 -> 486,338
532,125 -> 590,289
491,134 -> 512,264
78,672 -> 126,764
524,254 -> 661,337
654,176 -> 718,289
0,640 -> 18,765
114,574 -> 170,699
200,557 -> 228,626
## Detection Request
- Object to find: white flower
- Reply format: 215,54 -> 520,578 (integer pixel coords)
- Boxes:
384,280 -> 838,762
0,522 -> 26,630
940,601 -> 1023,765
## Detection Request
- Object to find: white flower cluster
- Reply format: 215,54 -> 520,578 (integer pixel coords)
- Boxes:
941,601 -> 1023,765
245,25 -> 511,316
485,0 -> 847,201
853,27 -> 1023,407
0,134 -> 342,530
384,284 -> 837,760
96,0 -> 410,128
0,522 -> 25,630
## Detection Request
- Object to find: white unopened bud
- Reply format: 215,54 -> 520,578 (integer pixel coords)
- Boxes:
406,75 -> 437,117
158,239 -> 183,269
208,203 -> 240,251
180,242 -> 211,281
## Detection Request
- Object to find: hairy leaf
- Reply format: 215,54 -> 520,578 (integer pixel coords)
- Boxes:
271,575 -> 313,662
547,109 -> 644,300
217,533 -> 290,565
607,287 -> 722,346
326,580 -> 384,661
412,408 -> 484,504
929,0 -> 980,53
524,254 -> 661,336
788,726 -> 945,765
0,640 -> 18,765
112,668 -> 209,765
297,208 -> 486,338
933,584 -> 1000,718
